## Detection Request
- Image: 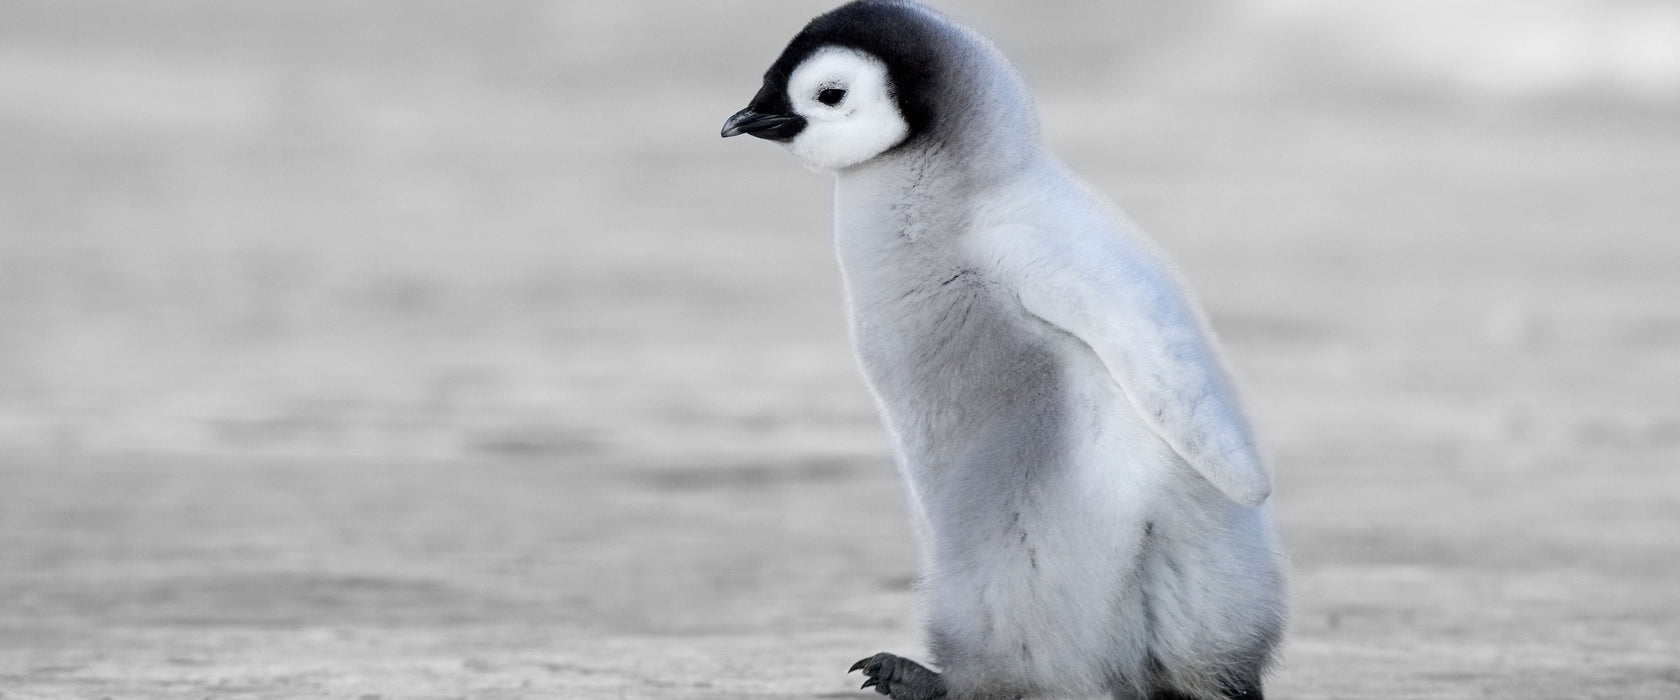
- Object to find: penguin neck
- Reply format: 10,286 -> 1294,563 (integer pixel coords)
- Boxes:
833,131 -> 1042,251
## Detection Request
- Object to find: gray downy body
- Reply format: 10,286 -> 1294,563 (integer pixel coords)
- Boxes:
828,6 -> 1284,699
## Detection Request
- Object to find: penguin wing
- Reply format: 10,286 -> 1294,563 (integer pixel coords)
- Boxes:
981,222 -> 1273,506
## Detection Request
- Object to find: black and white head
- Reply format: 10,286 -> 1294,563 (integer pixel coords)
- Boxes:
721,0 -> 1031,172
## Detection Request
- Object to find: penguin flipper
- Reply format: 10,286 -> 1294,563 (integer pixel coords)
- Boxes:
983,223 -> 1273,507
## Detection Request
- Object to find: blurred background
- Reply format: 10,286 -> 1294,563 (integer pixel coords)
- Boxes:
2,1 -> 1677,697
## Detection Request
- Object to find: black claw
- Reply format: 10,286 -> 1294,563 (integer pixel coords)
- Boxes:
846,652 -> 946,700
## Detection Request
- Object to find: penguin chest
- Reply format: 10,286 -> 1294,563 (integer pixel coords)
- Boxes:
843,261 -> 1070,470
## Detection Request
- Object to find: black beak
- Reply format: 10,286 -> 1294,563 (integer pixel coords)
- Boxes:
720,108 -> 805,141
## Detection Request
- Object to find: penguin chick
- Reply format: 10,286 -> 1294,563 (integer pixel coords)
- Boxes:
721,2 -> 1287,699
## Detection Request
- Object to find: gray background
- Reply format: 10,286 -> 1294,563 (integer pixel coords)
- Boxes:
3,1 -> 1678,697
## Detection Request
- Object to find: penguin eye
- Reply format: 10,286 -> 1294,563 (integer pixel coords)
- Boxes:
817,88 -> 847,106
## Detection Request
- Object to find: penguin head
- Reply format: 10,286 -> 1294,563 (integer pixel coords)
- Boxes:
721,0 -> 945,172
725,46 -> 909,171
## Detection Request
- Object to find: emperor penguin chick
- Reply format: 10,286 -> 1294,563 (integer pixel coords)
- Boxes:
721,2 -> 1287,699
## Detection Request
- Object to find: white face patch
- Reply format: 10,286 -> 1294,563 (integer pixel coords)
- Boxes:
783,47 -> 910,171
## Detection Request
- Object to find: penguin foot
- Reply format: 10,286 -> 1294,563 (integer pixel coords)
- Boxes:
849,652 -> 947,700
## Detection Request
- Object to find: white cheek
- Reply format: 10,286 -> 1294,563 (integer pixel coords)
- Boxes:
787,102 -> 909,171
781,47 -> 911,171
